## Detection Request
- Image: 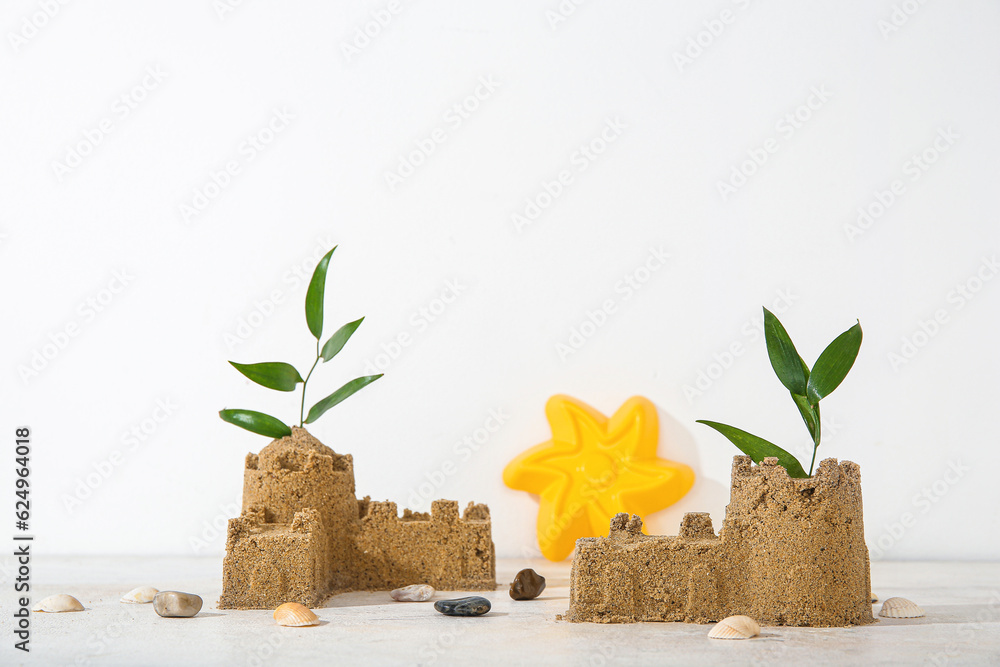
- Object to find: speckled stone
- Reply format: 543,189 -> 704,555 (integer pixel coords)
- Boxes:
434,596 -> 491,617
390,584 -> 434,602
153,591 -> 203,618
509,569 -> 546,600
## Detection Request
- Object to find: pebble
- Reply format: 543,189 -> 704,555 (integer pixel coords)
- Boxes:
434,596 -> 491,617
153,591 -> 203,618
509,569 -> 546,600
391,584 -> 434,602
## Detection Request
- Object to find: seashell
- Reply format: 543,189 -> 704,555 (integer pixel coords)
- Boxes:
871,593 -> 879,603
707,615 -> 760,639
33,594 -> 85,613
878,597 -> 924,618
390,584 -> 434,602
120,586 -> 159,604
273,602 -> 319,627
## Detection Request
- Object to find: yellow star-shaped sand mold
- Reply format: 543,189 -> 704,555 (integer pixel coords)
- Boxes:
503,394 -> 695,561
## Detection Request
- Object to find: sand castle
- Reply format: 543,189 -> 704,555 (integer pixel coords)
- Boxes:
219,427 -> 496,609
566,455 -> 874,627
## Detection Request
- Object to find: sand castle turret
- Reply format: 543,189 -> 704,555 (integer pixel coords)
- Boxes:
566,455 -> 874,627
219,427 -> 495,609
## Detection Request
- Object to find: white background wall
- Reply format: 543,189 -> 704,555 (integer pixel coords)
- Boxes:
2,0 -> 998,562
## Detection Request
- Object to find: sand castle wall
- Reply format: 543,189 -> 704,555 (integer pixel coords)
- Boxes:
219,428 -> 496,609
352,500 -> 496,591
566,456 -> 874,627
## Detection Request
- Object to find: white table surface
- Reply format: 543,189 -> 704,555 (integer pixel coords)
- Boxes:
1,557 -> 997,666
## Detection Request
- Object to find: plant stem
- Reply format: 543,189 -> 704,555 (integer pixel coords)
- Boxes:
299,340 -> 321,427
808,444 -> 818,477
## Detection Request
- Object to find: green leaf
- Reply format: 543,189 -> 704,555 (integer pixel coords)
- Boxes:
229,361 -> 303,392
763,307 -> 808,395
791,392 -> 821,448
320,317 -> 365,362
304,374 -> 383,424
806,321 -> 863,403
305,246 -> 337,339
219,409 -> 292,438
696,420 -> 809,478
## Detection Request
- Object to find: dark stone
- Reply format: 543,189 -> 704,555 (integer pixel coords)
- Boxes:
434,596 -> 491,616
509,568 -> 546,600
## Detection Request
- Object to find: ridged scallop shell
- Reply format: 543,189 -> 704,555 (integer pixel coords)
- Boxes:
120,586 -> 159,604
707,615 -> 760,639
33,594 -> 85,613
878,597 -> 924,618
273,602 -> 319,627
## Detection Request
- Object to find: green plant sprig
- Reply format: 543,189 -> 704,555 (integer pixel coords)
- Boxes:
697,307 -> 862,478
219,246 -> 383,438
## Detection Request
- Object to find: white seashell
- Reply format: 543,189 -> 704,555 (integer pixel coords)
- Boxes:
871,593 -> 879,603
33,594 -> 85,613
120,586 -> 159,604
273,602 -> 319,627
708,615 -> 760,639
390,584 -> 434,602
878,597 -> 924,618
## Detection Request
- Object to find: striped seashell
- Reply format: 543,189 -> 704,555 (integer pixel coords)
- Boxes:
707,615 -> 760,639
878,597 -> 924,618
274,602 -> 319,627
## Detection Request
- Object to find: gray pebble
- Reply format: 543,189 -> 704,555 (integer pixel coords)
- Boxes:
153,591 -> 203,618
434,596 -> 491,617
